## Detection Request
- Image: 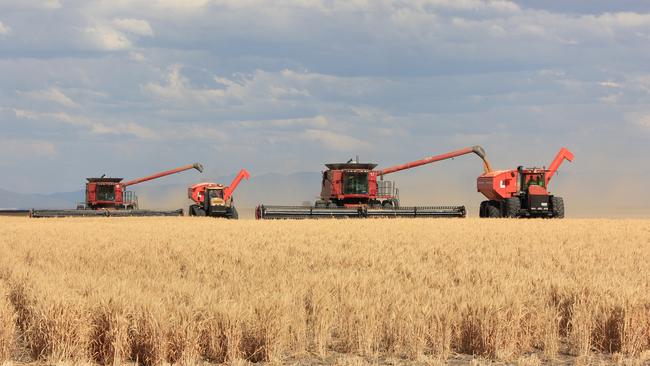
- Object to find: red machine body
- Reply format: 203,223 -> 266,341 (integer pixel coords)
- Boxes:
477,148 -> 574,218
317,146 -> 490,208
188,169 -> 250,218
82,163 -> 204,210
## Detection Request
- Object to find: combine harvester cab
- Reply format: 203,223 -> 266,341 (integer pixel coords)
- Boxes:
256,146 -> 491,219
187,169 -> 250,219
31,163 -> 204,218
477,147 -> 574,218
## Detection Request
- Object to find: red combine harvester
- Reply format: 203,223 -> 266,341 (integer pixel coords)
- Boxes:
188,169 -> 250,219
31,163 -> 204,218
256,146 -> 492,219
477,147 -> 574,218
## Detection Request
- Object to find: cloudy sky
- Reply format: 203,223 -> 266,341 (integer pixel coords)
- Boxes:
1,0 -> 649,213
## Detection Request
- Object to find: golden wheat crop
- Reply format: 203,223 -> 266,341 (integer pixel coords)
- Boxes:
0,217 -> 649,365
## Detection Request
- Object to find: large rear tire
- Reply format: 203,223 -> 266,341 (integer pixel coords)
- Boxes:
486,200 -> 502,218
504,197 -> 521,218
551,196 -> 565,218
479,201 -> 488,218
189,204 -> 199,216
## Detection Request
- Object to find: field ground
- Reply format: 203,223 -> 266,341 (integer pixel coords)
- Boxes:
0,217 -> 649,365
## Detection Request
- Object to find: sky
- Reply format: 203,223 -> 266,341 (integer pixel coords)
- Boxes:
1,0 -> 649,214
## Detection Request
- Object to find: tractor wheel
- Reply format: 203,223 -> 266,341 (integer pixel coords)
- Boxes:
382,200 -> 394,209
504,197 -> 521,218
551,196 -> 565,218
479,201 -> 488,218
189,204 -> 199,216
486,201 -> 502,218
228,207 -> 239,220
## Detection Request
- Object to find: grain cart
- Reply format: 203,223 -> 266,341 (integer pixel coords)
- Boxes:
188,169 -> 250,219
477,147 -> 574,218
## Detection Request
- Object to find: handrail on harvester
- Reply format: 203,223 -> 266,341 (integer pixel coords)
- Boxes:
545,147 -> 574,186
122,163 -> 204,187
377,145 -> 492,176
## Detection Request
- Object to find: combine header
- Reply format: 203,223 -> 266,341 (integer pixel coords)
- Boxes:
31,163 -> 203,218
477,147 -> 574,218
256,146 -> 491,219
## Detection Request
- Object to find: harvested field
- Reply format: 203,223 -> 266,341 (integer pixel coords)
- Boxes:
0,217 -> 649,365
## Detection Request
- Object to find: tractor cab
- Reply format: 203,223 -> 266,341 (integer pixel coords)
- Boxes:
84,177 -> 138,210
517,166 -> 547,193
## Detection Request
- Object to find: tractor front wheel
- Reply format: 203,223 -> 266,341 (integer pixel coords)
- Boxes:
228,207 -> 239,220
551,196 -> 565,218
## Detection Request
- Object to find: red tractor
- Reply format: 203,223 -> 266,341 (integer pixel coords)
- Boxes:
188,169 -> 250,219
257,146 -> 492,219
477,148 -> 574,218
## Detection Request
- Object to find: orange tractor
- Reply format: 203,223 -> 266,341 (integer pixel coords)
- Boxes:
477,148 -> 574,218
188,169 -> 250,218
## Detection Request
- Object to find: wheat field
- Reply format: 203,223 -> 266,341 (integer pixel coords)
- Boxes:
0,217 -> 649,365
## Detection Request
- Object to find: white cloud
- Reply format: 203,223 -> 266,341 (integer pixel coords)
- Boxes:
20,87 -> 79,108
237,115 -> 329,129
596,12 -> 650,28
13,109 -> 157,139
0,139 -> 57,158
301,129 -> 371,151
155,0 -> 210,9
129,52 -> 146,62
0,0 -> 61,9
599,81 -> 623,88
143,66 -> 310,105
112,18 -> 154,37
84,26 -> 132,50
632,114 -> 650,129
0,21 -> 10,35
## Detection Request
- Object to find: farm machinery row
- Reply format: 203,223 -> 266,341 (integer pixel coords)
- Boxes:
13,145 -> 573,219
28,163 -> 251,219
256,146 -> 573,219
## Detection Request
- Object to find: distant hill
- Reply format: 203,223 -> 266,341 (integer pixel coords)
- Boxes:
0,188 -> 82,210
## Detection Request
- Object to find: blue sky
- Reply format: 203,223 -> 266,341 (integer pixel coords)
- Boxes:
0,0 -> 649,213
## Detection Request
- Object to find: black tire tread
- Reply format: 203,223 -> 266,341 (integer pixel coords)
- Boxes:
552,196 -> 565,218
504,197 -> 521,218
486,201 -> 501,218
